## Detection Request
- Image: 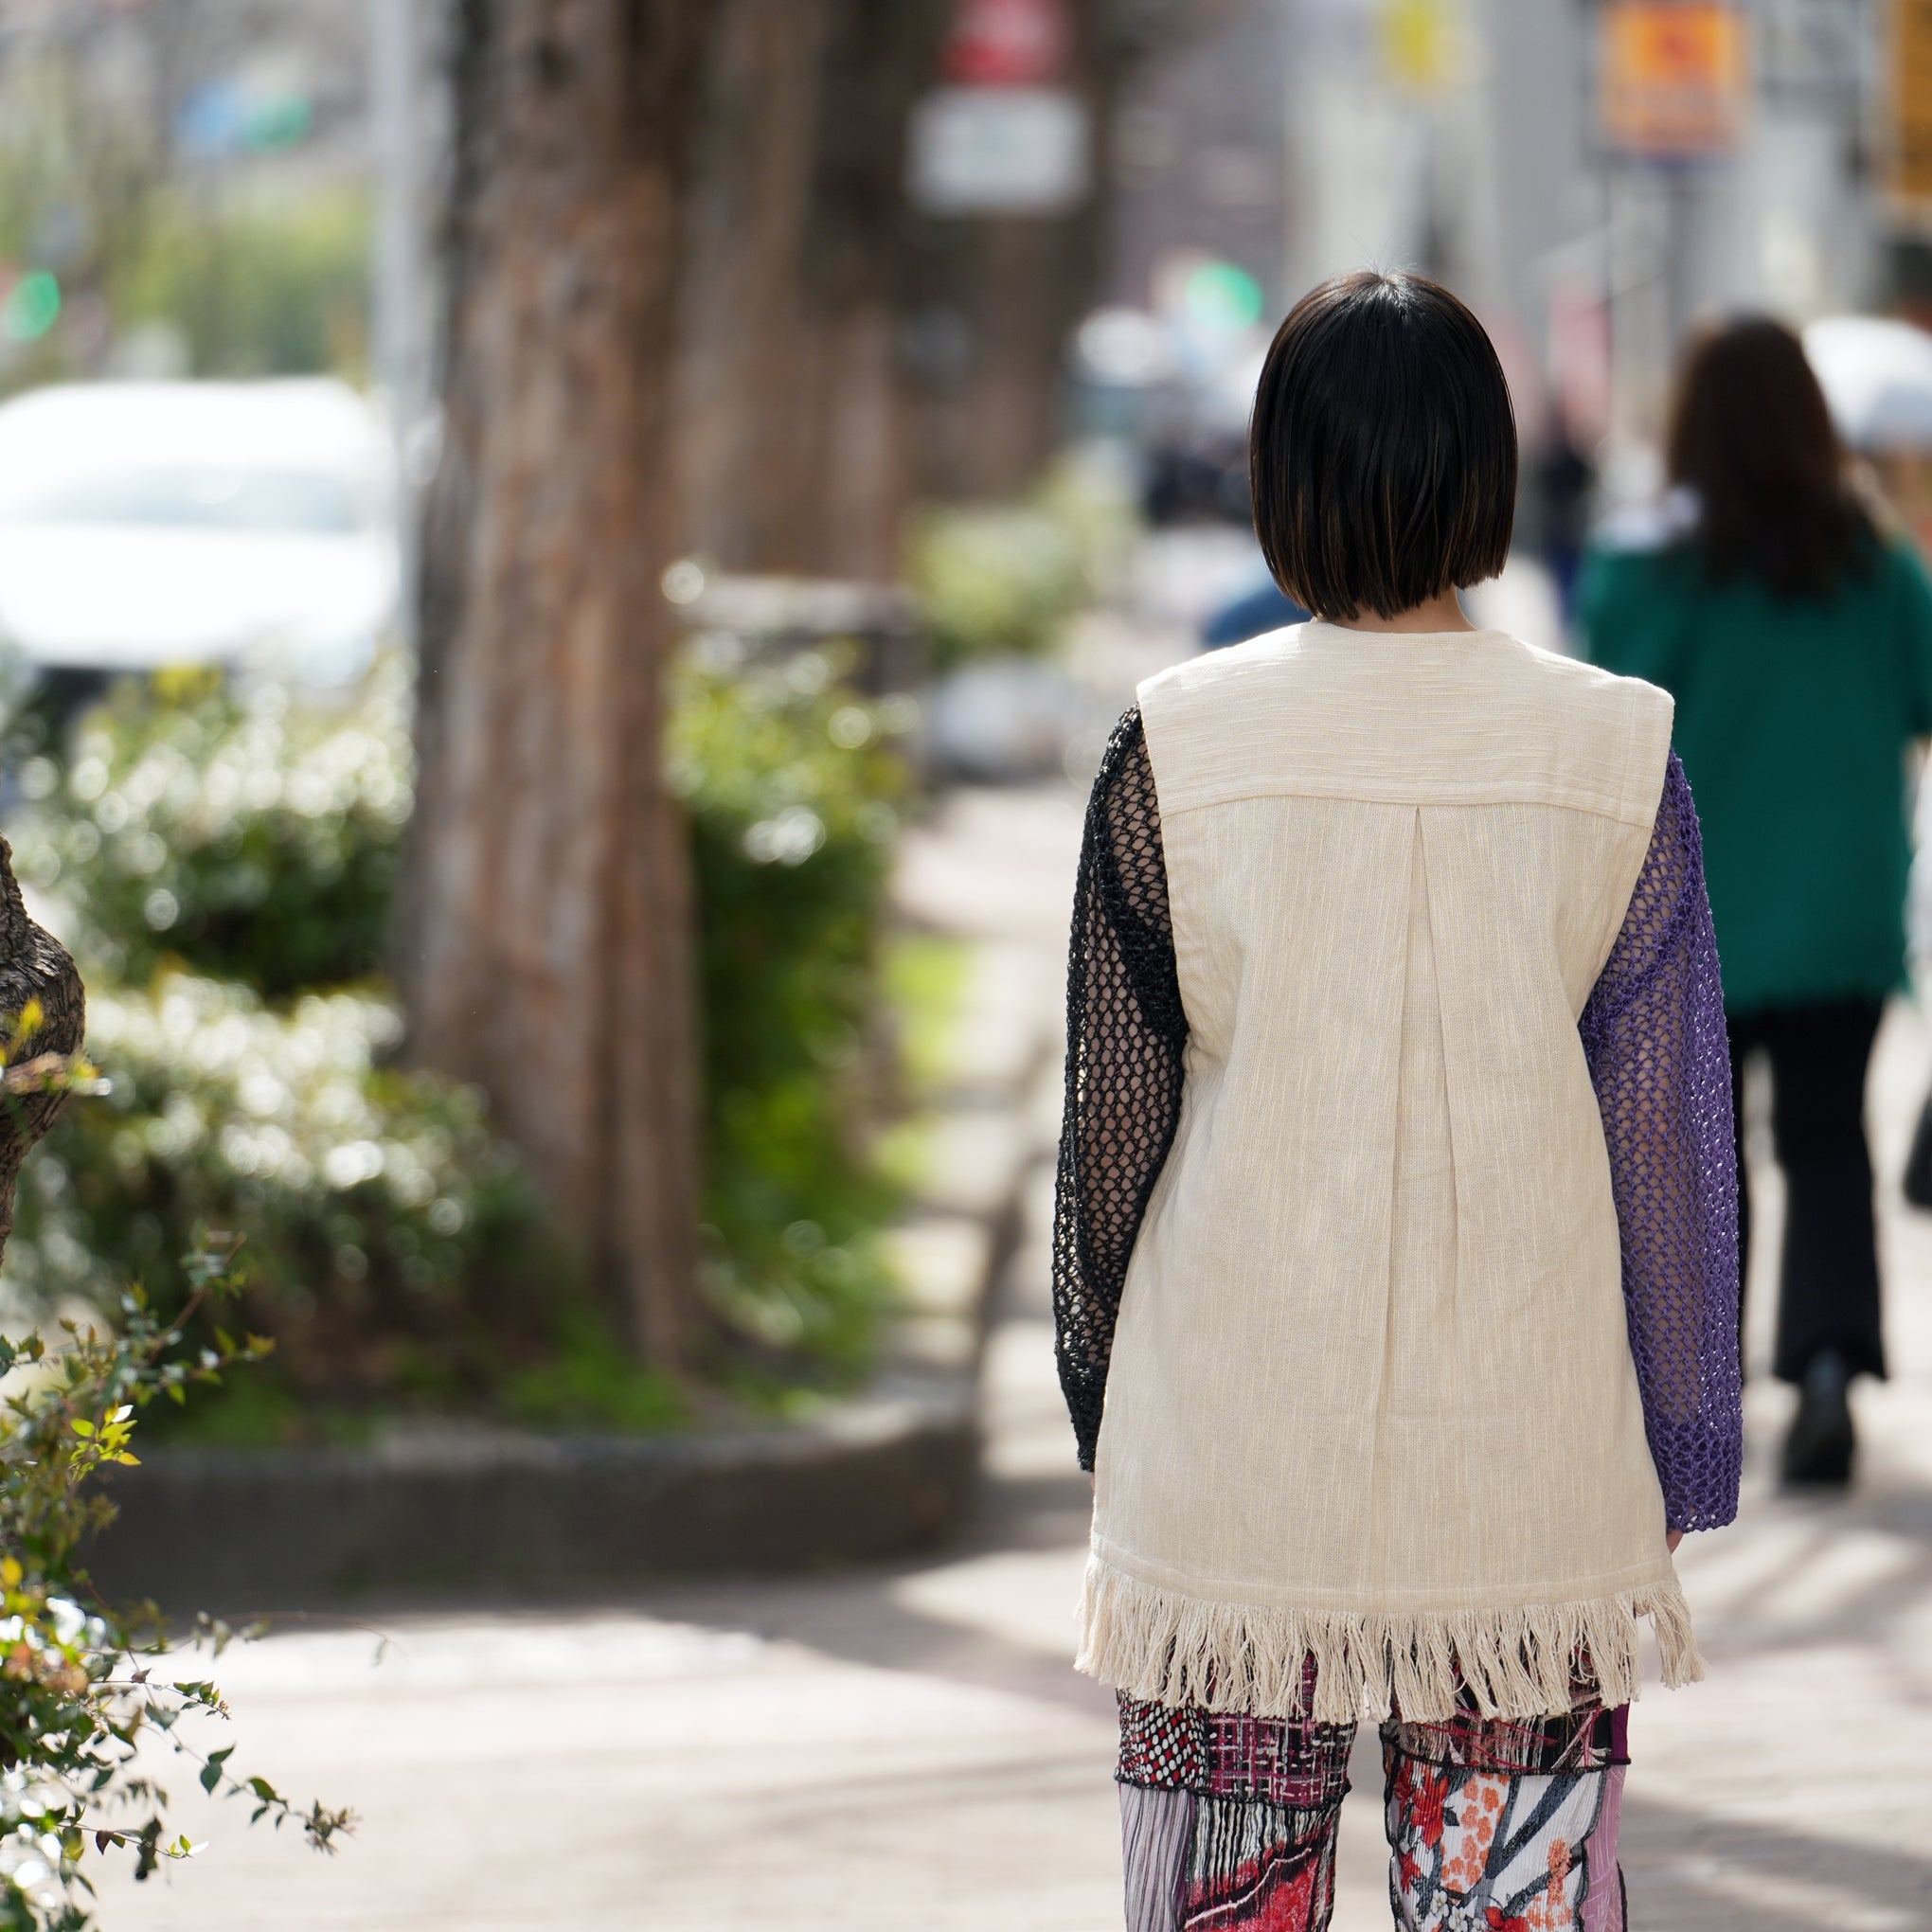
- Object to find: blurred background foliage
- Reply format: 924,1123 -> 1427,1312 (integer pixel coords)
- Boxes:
5,637 -> 924,1440
0,0 -> 1288,1454
911,500 -> 1088,668
111,190 -> 371,380
11,658 -> 407,996
909,464 -> 1133,669
6,972 -> 550,1441
671,641 -> 913,1375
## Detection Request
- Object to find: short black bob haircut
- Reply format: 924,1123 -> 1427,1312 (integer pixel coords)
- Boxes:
1249,271 -> 1517,622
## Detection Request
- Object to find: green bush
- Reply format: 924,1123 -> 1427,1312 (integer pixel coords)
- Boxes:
907,459 -> 1136,669
112,189 -> 371,380
909,500 -> 1089,669
9,662 -> 409,999
669,639 -> 912,1370
7,636 -> 919,1426
8,973 -> 554,1437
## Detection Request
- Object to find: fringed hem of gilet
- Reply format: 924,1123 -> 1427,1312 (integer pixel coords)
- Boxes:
1075,1549 -> 1703,1726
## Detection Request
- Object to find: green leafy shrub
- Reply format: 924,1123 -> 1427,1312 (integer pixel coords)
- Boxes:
0,1233 -> 351,1927
669,640 -> 912,1369
9,632 -> 920,1425
909,500 -> 1090,669
8,974 -> 554,1437
9,663 -> 410,1000
112,189 -> 371,380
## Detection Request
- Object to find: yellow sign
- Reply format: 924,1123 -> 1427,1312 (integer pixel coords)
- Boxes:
1379,0 -> 1460,94
1599,2 -> 1750,157
1893,0 -> 1932,210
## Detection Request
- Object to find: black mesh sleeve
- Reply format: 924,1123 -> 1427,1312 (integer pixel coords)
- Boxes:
1051,707 -> 1190,1472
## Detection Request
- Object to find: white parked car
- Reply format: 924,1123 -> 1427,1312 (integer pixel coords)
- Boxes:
0,378 -> 398,690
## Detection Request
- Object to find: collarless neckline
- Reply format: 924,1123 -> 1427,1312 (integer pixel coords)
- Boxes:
1299,620 -> 1515,649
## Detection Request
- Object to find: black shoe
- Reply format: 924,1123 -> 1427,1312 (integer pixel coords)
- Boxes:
1781,1351 -> 1854,1488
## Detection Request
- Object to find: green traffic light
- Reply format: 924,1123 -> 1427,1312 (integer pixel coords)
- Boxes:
2,271 -> 61,344
1184,261 -> 1265,331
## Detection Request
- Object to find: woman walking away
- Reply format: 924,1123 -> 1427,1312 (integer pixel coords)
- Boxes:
1581,318 -> 1932,1490
1054,271 -> 1741,1932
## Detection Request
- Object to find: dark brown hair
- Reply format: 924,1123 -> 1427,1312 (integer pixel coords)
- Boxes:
1248,271 -> 1516,621
1667,315 -> 1873,599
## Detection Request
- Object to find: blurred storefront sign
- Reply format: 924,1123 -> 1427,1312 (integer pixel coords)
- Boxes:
1891,0 -> 1932,213
911,0 -> 1088,215
1599,1 -> 1750,158
944,0 -> 1070,87
903,88 -> 1089,213
1376,0 -> 1461,94
908,89 -> 1091,213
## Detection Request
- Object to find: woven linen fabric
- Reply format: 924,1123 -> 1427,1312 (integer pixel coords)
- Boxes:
1053,728 -> 1742,1531
1075,623 -> 1695,1726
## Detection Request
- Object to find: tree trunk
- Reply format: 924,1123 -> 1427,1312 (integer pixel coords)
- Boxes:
675,0 -> 951,581
802,0 -> 955,580
0,840 -> 84,1268
401,0 -> 706,1369
910,0 -> 1204,501
674,0 -> 832,576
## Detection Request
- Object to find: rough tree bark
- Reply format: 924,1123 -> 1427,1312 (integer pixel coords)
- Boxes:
803,0 -> 956,580
674,0 -> 831,576
400,0 -> 707,1369
0,841 -> 84,1265
913,0 -> 1216,500
675,0 -> 952,581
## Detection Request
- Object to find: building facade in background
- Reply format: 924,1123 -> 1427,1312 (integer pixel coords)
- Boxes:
1100,0 -> 1926,468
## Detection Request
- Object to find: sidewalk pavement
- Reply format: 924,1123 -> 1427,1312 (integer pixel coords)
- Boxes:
102,779 -> 1932,1931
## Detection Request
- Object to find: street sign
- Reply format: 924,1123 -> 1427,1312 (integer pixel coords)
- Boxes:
1378,0 -> 1461,94
907,86 -> 1090,215
1599,0 -> 1751,158
944,0 -> 1071,88
1892,0 -> 1932,212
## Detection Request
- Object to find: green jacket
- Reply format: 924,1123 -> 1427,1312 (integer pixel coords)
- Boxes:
1579,532 -> 1932,1016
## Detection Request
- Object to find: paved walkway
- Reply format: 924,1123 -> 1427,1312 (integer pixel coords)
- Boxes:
105,779 -> 1932,1931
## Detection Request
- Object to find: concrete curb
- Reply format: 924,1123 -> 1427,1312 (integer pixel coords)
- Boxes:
83,938 -> 1046,1612
81,1375 -> 981,1610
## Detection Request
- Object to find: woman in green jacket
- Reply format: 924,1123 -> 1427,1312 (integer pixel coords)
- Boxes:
1580,315 -> 1932,1487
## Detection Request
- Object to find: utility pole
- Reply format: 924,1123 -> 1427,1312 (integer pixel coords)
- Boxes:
367,0 -> 420,647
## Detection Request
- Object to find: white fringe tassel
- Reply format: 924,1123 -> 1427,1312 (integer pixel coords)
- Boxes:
1076,1554 -> 1703,1725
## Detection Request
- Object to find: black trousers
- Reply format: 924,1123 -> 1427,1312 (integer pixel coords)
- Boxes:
1727,999 -> 1887,1385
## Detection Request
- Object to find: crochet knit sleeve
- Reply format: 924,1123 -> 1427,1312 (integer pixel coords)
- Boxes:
1580,752 -> 1743,1534
1052,707 -> 1189,1473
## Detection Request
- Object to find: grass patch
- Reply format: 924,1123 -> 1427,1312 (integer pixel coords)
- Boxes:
883,932 -> 973,1095
500,1309 -> 689,1433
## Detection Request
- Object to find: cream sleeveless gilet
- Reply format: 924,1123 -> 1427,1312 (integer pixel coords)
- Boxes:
1076,622 -> 1697,1725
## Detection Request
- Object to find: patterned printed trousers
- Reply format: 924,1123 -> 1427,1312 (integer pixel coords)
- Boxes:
1117,1679 -> 1628,1932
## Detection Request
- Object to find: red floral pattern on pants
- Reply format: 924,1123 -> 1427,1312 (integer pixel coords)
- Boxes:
1119,1681 -> 1628,1931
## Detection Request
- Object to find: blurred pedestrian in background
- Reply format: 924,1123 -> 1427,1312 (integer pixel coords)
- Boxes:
1197,569 -> 1308,650
1580,317 -> 1932,1490
1531,408 -> 1598,624
1057,272 -> 1740,1932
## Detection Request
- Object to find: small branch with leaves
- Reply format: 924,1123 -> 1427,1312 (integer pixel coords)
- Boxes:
0,842 -> 350,1927
0,1192 -> 353,1925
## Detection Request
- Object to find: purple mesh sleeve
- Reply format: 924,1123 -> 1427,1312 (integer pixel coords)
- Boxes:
1580,752 -> 1744,1534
